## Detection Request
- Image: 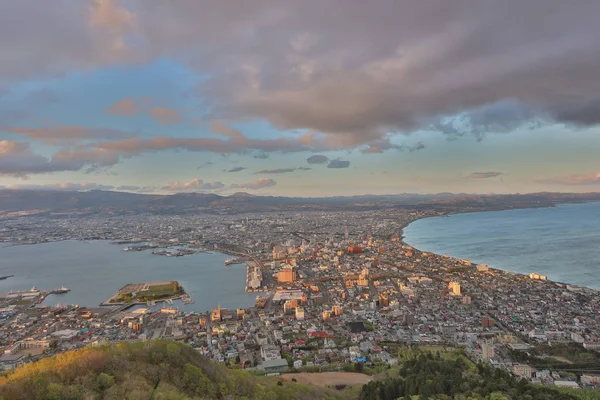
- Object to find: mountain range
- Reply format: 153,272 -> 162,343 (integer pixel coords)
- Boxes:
1,189 -> 600,218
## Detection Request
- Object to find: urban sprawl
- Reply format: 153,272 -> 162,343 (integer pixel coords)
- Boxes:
1,209 -> 599,391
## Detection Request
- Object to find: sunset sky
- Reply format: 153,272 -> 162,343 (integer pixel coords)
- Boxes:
1,1 -> 600,196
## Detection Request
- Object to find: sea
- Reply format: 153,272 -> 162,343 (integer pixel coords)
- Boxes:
0,240 -> 260,312
403,201 -> 600,289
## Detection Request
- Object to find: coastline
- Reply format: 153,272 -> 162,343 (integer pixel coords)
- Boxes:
399,203 -> 600,293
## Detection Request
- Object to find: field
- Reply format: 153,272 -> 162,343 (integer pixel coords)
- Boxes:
281,372 -> 372,387
105,281 -> 184,304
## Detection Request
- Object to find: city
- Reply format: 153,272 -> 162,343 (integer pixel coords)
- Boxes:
1,208 -> 599,391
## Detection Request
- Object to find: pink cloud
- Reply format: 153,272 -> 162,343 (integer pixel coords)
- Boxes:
151,106 -> 182,125
539,172 -> 600,185
106,98 -> 138,116
161,178 -> 225,192
230,178 -> 276,190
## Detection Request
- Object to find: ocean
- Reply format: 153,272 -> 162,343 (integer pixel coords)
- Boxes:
403,201 -> 600,289
0,240 -> 259,312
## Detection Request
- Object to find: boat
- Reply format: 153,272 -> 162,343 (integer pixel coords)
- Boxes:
54,286 -> 70,294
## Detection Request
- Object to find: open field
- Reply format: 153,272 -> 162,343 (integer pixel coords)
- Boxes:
103,281 -> 184,305
281,372 -> 372,387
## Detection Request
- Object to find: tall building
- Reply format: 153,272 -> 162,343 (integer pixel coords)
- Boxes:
295,306 -> 305,320
449,281 -> 461,296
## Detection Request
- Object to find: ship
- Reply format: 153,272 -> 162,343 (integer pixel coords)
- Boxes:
54,286 -> 70,294
224,257 -> 243,266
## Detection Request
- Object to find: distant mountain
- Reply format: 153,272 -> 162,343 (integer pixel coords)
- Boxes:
1,189 -> 600,218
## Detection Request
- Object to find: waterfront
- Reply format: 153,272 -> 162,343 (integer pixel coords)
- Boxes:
403,201 -> 600,289
0,240 -> 259,312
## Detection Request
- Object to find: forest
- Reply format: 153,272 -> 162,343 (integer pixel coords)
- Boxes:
0,340 -> 343,400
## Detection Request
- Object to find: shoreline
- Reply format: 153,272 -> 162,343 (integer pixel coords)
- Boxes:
399,203 -> 600,293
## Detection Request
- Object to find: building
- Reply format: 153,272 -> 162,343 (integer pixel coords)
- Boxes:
322,311 -> 331,321
211,304 -> 227,322
0,354 -> 25,371
449,281 -> 461,296
261,358 -> 289,374
277,267 -> 297,283
347,246 -> 363,254
482,316 -> 494,329
295,306 -> 305,320
261,345 -> 281,361
378,294 -> 389,307
513,363 -> 534,379
529,272 -> 547,280
332,305 -> 342,316
481,341 -> 495,361
273,246 -> 287,260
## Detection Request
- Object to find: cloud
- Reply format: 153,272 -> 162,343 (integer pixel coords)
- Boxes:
230,178 -> 276,190
255,168 -> 295,174
255,167 -> 311,174
360,138 -> 426,154
4,125 -> 133,145
470,172 -> 504,179
197,161 -> 213,169
161,178 -> 225,192
106,98 -> 182,124
254,153 -> 269,159
25,88 -> 60,106
226,166 -> 246,173
327,159 -> 350,169
307,155 -> 329,164
3,1 -> 600,145
116,185 -> 141,191
0,140 -> 100,177
106,98 -> 138,116
539,172 -> 600,185
151,106 -> 182,125
4,182 -> 115,191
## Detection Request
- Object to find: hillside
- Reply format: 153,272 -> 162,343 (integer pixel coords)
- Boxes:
2,189 -> 600,217
0,340 -> 343,400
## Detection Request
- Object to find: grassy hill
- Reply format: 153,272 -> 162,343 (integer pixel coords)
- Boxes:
0,340 -> 343,400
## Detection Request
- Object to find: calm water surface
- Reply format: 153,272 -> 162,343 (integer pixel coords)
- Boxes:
0,240 -> 259,312
403,202 -> 600,289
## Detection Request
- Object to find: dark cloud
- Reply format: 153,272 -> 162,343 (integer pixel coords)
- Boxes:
253,153 -> 269,159
307,155 -> 329,164
255,168 -> 296,174
255,167 -> 311,174
0,140 -> 106,177
360,139 -> 425,154
327,159 -> 350,169
197,161 -> 213,169
226,166 -> 246,173
3,1 -> 600,146
470,172 -> 504,179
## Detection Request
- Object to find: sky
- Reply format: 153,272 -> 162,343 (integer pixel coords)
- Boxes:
1,0 -> 600,197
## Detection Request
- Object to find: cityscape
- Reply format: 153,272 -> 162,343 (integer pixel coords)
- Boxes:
2,0 -> 600,398
1,206 -> 600,395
